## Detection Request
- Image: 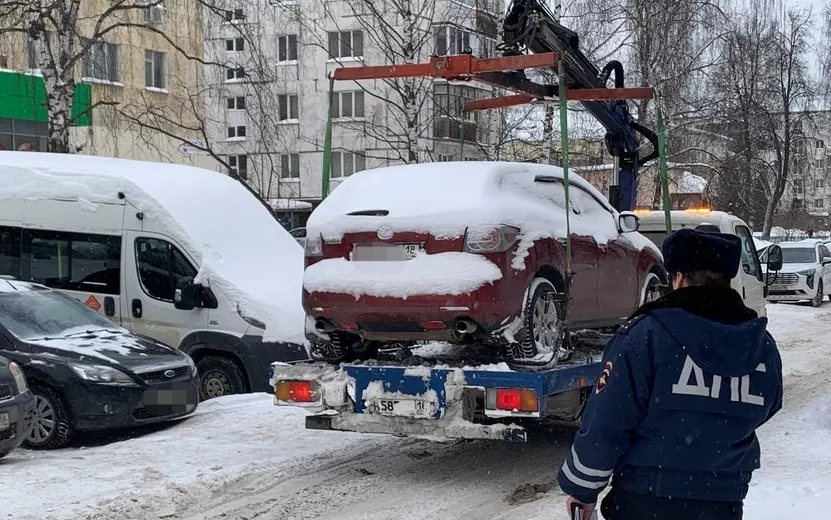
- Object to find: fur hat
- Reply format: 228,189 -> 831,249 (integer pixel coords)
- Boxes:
662,227 -> 742,279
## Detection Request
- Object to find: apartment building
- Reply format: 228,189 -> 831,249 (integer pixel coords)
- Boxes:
0,1 -> 209,167
203,0 -> 504,227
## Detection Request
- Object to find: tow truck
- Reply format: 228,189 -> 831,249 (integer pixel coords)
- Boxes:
270,0 -> 668,442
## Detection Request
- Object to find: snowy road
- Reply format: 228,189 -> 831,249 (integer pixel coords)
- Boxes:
4,303 -> 831,520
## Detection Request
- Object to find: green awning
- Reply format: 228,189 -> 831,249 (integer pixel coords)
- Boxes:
0,70 -> 92,126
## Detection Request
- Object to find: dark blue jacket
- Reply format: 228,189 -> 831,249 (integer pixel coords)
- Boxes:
557,285 -> 783,504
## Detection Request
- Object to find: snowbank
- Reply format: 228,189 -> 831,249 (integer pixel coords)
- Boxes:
0,152 -> 305,343
308,162 -> 637,271
303,252 -> 503,298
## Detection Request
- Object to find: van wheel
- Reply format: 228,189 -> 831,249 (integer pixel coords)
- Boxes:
198,356 -> 247,400
24,385 -> 73,450
812,280 -> 824,308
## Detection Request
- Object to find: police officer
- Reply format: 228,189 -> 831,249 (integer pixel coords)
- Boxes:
559,228 -> 783,520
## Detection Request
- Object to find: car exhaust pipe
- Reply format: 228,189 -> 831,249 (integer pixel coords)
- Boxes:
315,319 -> 335,333
455,319 -> 478,334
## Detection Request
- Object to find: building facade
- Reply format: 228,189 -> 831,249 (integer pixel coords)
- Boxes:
202,0 -> 504,226
0,1 -> 209,168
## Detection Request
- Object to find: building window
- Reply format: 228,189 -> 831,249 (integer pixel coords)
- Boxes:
280,153 -> 300,179
226,96 -> 246,110
331,151 -> 366,178
816,178 -> 825,189
436,154 -> 453,162
144,50 -> 166,89
143,0 -> 165,24
794,177 -> 804,196
816,198 -> 826,210
224,8 -> 245,22
332,91 -> 365,118
434,25 -> 471,55
327,30 -> 363,59
225,38 -> 245,52
227,126 -> 247,139
228,155 -> 248,180
278,94 -> 299,121
278,35 -> 298,62
82,40 -> 120,82
433,84 -> 485,142
27,32 -> 57,71
818,140 -> 826,149
225,66 -> 245,81
0,118 -> 47,151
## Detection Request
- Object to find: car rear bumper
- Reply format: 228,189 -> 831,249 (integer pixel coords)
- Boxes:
0,390 -> 34,453
71,377 -> 200,431
304,289 -> 520,341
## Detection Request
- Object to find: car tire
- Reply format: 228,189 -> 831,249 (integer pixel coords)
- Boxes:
197,356 -> 248,401
24,385 -> 73,450
640,272 -> 664,306
812,280 -> 824,308
0,448 -> 11,459
509,278 -> 562,363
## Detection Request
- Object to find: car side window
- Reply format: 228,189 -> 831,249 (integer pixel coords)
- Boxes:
0,226 -> 21,279
569,186 -> 619,233
820,245 -> 831,260
20,229 -> 121,295
135,238 -> 197,302
733,225 -> 761,279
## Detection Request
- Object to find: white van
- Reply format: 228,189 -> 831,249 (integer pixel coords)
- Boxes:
0,152 -> 307,399
636,209 -> 778,317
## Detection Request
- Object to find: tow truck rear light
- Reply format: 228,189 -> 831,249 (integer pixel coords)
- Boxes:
685,207 -> 712,214
275,380 -> 316,403
463,225 -> 520,253
486,388 -> 539,412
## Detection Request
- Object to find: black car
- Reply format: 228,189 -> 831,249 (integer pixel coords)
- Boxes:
0,279 -> 199,449
0,356 -> 34,457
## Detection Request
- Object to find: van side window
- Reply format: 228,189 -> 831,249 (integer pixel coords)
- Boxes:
135,238 -> 197,302
734,225 -> 761,280
20,230 -> 121,295
0,226 -> 21,278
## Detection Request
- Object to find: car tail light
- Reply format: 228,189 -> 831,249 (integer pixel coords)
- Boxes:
275,380 -> 316,403
305,236 -> 323,257
486,388 -> 539,412
339,321 -> 358,330
463,225 -> 520,253
421,321 -> 447,330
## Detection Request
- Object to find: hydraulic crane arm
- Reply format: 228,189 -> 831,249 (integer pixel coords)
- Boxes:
502,0 -> 659,210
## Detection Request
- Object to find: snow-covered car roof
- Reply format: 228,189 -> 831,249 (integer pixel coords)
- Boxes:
0,279 -> 46,293
0,152 -> 304,343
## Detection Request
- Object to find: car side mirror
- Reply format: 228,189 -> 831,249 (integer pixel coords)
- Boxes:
823,256 -> 831,266
766,244 -> 783,272
618,212 -> 639,233
174,277 -> 201,311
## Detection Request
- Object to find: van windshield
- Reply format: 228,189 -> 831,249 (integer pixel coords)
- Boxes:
781,248 -> 817,264
640,231 -> 668,249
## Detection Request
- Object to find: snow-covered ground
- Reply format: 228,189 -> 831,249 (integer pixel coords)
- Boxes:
3,303 -> 831,519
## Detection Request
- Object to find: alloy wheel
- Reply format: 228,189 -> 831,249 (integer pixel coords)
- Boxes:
532,292 -> 560,354
28,395 -> 56,444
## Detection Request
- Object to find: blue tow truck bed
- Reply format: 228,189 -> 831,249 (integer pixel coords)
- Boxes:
269,346 -> 605,442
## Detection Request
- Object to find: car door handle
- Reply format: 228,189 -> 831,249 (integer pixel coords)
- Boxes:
132,298 -> 143,319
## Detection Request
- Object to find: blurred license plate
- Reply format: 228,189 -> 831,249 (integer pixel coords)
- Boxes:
366,398 -> 436,418
351,244 -> 422,261
770,284 -> 788,291
0,412 -> 9,431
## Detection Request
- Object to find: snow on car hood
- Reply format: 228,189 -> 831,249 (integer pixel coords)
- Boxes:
308,162 -> 646,271
780,263 -> 819,274
25,327 -> 188,369
0,152 -> 305,344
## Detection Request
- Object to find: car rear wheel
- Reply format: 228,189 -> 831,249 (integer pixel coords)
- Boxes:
640,272 -> 664,306
812,280 -> 824,308
197,356 -> 248,401
24,385 -> 73,450
508,278 -> 563,365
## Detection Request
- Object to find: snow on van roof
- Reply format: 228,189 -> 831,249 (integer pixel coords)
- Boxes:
0,152 -> 305,344
307,161 -> 631,270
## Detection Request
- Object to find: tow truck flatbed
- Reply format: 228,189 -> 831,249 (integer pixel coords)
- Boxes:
269,344 -> 605,443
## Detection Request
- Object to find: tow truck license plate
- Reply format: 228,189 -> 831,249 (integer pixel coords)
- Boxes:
0,412 -> 9,431
367,399 -> 436,418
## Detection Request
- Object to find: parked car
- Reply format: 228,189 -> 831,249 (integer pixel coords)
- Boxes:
637,209 -> 779,317
290,227 -> 307,248
0,279 -> 199,449
0,151 -> 308,401
764,240 -> 831,307
301,162 -> 666,365
0,355 -> 33,458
